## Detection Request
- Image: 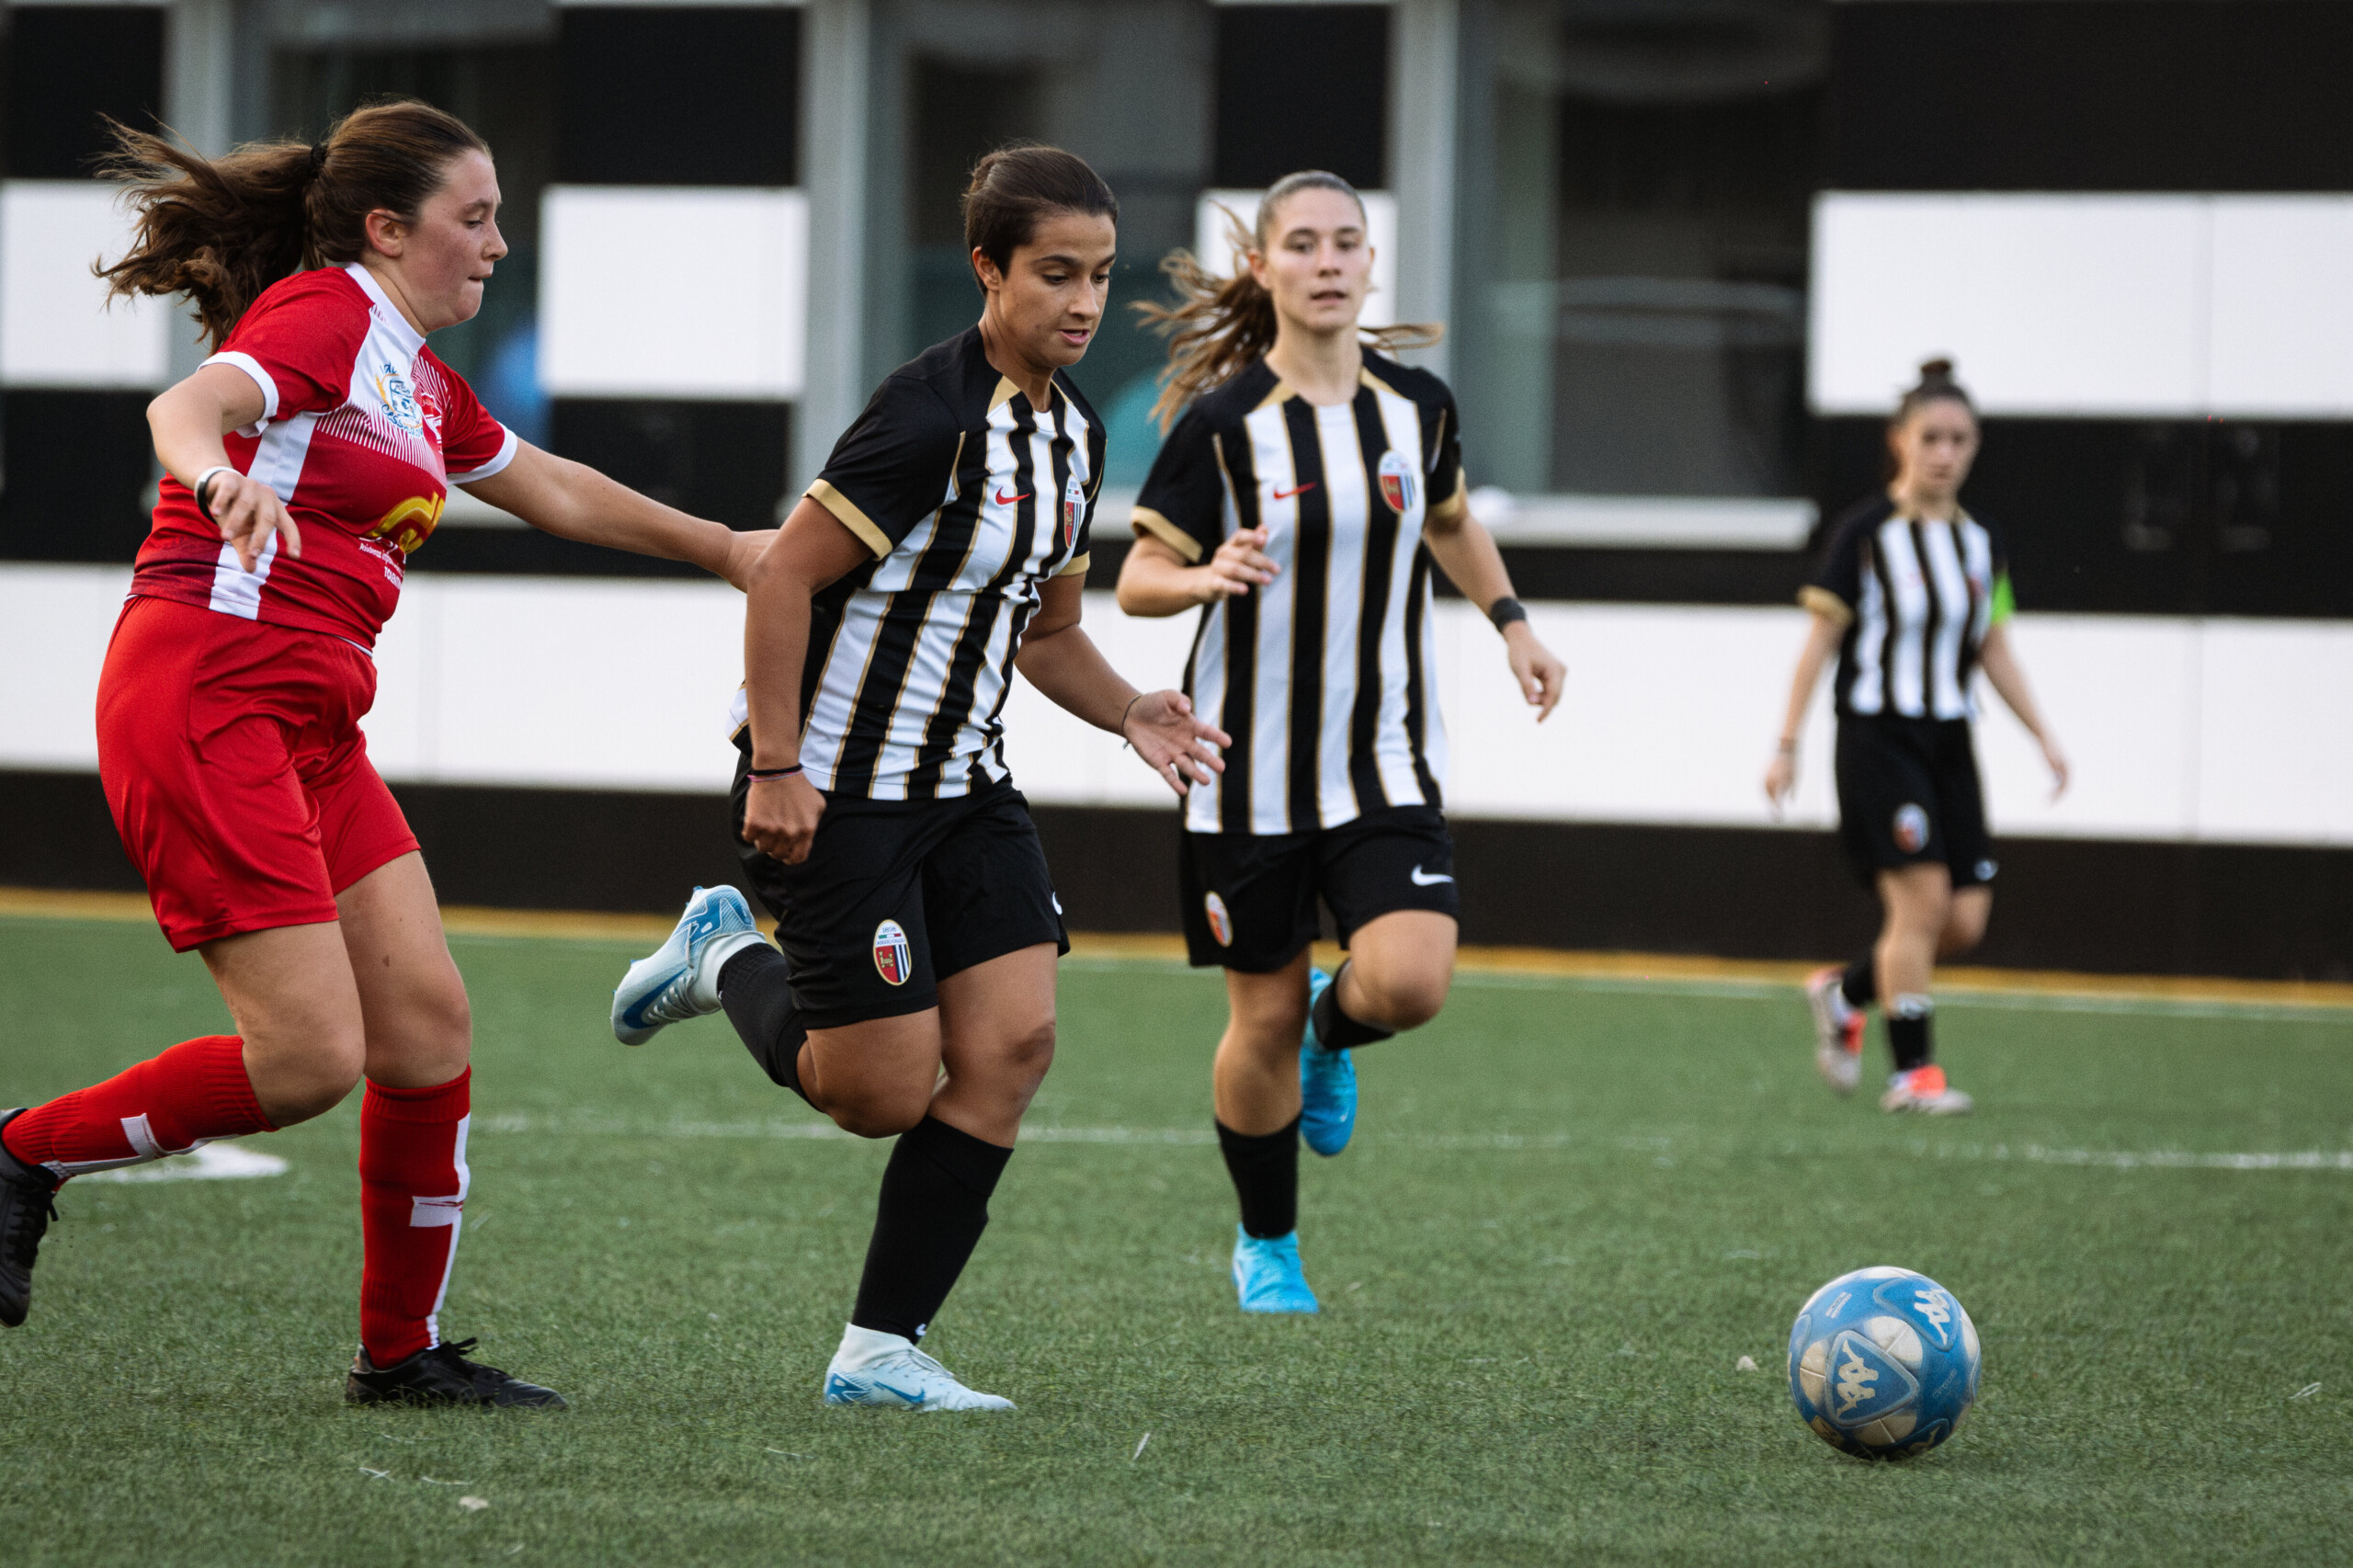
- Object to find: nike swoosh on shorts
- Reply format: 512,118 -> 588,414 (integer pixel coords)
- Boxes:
1411,866 -> 1454,886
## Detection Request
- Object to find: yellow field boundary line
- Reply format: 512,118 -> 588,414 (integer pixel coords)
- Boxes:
5,885 -> 2348,1011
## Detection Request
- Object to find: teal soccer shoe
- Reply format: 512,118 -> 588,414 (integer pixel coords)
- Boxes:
1299,967 -> 1358,1156
1233,1226 -> 1319,1314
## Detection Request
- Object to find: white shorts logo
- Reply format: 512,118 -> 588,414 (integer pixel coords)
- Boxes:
872,919 -> 913,985
1893,803 -> 1930,855
1203,892 -> 1233,948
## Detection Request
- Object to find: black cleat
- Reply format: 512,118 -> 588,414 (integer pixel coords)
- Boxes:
0,1109 -> 62,1329
345,1337 -> 568,1408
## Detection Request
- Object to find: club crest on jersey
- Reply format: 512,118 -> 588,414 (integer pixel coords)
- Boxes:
1377,449 -> 1415,515
370,363 -> 425,436
1063,471 -> 1086,537
872,919 -> 913,986
1203,892 -> 1233,949
366,494 -> 445,556
1893,803 -> 1930,854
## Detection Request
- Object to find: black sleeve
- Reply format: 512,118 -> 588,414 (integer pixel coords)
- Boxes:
1425,381 -> 1467,522
806,373 -> 961,557
1802,515 -> 1868,623
1131,406 -> 1227,564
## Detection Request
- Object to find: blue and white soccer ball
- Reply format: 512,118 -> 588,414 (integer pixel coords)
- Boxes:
1788,1266 -> 1981,1460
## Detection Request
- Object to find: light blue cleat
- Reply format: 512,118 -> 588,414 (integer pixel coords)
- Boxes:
1298,966 -> 1357,1156
822,1327 -> 1014,1411
1233,1226 -> 1319,1314
610,885 -> 766,1045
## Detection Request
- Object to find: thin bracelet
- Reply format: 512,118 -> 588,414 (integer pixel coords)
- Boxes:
1487,595 -> 1529,631
193,465 -> 235,520
1775,739 -> 1797,755
1116,692 -> 1143,750
745,764 -> 802,782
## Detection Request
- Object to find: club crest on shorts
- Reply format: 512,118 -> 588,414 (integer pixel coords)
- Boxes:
872,918 -> 913,986
1893,803 -> 1931,854
1377,449 -> 1415,515
1203,891 -> 1233,948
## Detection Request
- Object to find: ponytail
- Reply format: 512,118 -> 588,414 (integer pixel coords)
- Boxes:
1133,170 -> 1440,430
97,99 -> 490,349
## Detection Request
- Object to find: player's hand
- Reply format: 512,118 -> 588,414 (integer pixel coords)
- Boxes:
1503,622 -> 1564,721
1763,748 -> 1796,814
2040,735 -> 2071,801
1196,528 -> 1278,602
208,470 -> 301,573
720,528 -> 779,593
742,771 -> 825,865
1120,689 -> 1229,797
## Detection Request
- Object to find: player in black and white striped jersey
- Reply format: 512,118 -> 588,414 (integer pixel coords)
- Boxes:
611,147 -> 1226,1410
1119,171 -> 1564,1314
1767,359 -> 2069,1114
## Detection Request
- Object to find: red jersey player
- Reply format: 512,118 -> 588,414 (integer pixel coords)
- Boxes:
0,101 -> 769,1406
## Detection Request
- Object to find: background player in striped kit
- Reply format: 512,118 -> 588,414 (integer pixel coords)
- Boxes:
0,103 -> 773,1404
1766,359 -> 2069,1113
1118,172 -> 1564,1313
610,147 -> 1226,1410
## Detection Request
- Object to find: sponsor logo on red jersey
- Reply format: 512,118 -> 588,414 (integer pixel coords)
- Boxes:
367,494 -> 445,557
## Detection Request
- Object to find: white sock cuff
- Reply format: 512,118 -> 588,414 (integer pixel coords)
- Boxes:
834,1323 -> 915,1369
1890,993 -> 1934,1019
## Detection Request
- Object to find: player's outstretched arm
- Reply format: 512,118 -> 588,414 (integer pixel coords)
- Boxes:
147,363 -> 302,574
1765,611 -> 1844,810
1422,503 -> 1565,720
1016,574 -> 1229,797
1975,621 -> 2070,799
460,443 -> 775,590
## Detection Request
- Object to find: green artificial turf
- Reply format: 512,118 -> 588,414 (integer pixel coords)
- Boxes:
1,913 -> 2349,1566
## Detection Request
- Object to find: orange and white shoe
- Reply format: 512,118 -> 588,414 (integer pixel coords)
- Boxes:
1805,967 -> 1865,1095
1881,1064 -> 1973,1115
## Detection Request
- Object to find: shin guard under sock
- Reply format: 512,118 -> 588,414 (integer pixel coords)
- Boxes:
0,1035 -> 272,1180
358,1070 -> 472,1366
719,945 -> 811,1105
1840,954 -> 1878,1012
1312,961 -> 1395,1052
1216,1117 -> 1301,1239
849,1117 -> 1013,1344
1886,994 -> 1934,1073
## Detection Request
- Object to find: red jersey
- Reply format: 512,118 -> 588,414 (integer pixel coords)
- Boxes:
130,264 -> 517,647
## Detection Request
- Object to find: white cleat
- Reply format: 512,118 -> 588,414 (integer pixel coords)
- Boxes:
1881,1064 -> 1974,1115
609,885 -> 767,1045
822,1325 -> 1013,1412
1805,966 -> 1865,1095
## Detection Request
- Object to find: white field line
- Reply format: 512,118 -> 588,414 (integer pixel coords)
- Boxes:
470,1115 -> 2353,1171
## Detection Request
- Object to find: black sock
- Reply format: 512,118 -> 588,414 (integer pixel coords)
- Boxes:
1312,961 -> 1395,1052
1216,1117 -> 1300,1239
1886,994 -> 1934,1072
849,1117 -> 1014,1344
1840,954 -> 1877,1011
718,944 -> 810,1105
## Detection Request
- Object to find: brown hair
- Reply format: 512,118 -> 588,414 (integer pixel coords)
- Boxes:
962,142 -> 1119,284
1133,171 -> 1440,429
97,99 -> 490,349
1885,357 -> 1978,480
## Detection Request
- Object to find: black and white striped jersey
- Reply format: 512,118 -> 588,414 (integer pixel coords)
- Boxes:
1132,351 -> 1467,836
1804,496 -> 2013,722
740,327 -> 1099,800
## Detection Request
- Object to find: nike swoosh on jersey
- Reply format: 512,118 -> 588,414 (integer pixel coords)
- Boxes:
1271,483 -> 1315,500
994,488 -> 1031,506
1410,866 -> 1455,886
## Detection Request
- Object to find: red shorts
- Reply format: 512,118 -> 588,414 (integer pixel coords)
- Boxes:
97,596 -> 419,951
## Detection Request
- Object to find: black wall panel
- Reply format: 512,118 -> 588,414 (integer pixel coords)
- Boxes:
3,6 -> 164,179
1828,2 -> 2353,192
0,392 -> 158,563
557,7 -> 799,187
549,397 -> 790,532
1212,6 -> 1390,190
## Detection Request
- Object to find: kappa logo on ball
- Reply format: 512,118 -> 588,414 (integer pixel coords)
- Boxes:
1203,892 -> 1233,948
1376,449 -> 1416,515
1893,803 -> 1930,854
872,919 -> 913,986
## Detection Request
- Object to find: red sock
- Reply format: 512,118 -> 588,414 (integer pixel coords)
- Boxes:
1,1035 -> 272,1180
358,1069 -> 472,1367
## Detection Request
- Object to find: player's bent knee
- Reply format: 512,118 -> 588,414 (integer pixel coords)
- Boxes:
1351,971 -> 1449,1032
824,1083 -> 932,1140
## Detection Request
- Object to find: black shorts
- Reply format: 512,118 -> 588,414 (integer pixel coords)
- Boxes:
732,760 -> 1068,1029
1179,806 -> 1461,972
1834,716 -> 1996,892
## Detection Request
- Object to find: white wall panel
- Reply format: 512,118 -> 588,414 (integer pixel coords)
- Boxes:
1,567 -> 2344,849
1812,193 -> 2206,417
1,182 -> 172,389
2206,198 -> 2353,418
1195,189 -> 1399,330
540,186 -> 807,399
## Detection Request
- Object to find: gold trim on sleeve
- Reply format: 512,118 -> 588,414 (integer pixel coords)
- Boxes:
1130,506 -> 1204,562
1053,551 -> 1093,578
1427,463 -> 1470,526
806,479 -> 892,558
1799,585 -> 1855,627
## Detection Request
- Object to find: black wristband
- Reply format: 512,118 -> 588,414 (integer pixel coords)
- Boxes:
1487,596 -> 1529,631
745,764 -> 802,782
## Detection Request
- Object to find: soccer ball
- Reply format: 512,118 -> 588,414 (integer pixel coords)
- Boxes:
1788,1266 -> 1980,1460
